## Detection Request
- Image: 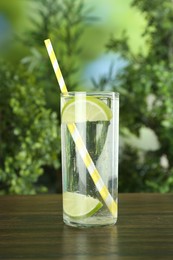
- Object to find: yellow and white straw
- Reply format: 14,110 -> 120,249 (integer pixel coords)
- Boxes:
44,39 -> 117,217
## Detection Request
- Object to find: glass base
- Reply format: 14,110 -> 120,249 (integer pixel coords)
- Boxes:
63,215 -> 117,228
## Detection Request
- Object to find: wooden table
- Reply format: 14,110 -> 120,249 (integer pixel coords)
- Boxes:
0,194 -> 173,259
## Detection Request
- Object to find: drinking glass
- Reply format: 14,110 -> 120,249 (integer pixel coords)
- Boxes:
61,92 -> 119,227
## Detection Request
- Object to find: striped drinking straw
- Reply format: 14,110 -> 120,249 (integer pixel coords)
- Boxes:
44,39 -> 117,217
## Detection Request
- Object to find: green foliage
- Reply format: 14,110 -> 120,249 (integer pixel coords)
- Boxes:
22,0 -> 92,112
0,0 -> 93,194
104,0 -> 173,192
0,60 -> 60,194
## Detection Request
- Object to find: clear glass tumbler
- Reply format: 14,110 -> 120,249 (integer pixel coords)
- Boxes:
61,92 -> 119,227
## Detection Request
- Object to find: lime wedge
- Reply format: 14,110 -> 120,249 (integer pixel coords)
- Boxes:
63,192 -> 103,219
62,96 -> 112,123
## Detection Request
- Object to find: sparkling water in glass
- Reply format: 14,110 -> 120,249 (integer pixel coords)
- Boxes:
61,92 -> 119,227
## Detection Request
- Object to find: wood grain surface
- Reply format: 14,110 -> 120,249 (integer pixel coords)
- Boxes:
0,193 -> 173,259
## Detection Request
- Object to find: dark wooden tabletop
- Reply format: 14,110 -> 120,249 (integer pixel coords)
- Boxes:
0,193 -> 173,259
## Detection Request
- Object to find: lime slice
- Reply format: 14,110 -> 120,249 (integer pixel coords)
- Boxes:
62,96 -> 112,123
63,192 -> 103,219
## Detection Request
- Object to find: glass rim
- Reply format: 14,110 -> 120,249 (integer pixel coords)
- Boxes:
61,91 -> 119,98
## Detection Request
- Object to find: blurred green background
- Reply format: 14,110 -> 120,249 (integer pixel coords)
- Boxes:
0,0 -> 173,194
